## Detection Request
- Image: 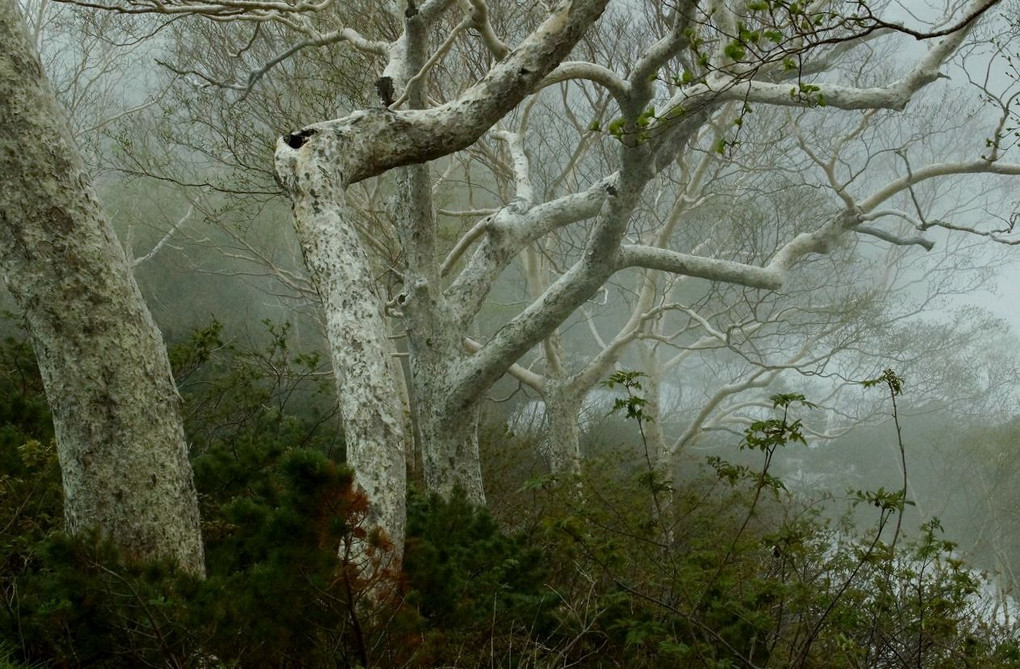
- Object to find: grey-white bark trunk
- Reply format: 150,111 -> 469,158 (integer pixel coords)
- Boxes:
392,129 -> 485,504
543,383 -> 583,477
397,185 -> 486,503
274,147 -> 407,562
415,383 -> 485,504
0,0 -> 203,574
272,0 -> 612,512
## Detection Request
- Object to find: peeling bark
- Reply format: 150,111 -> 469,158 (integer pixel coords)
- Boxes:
0,0 -> 203,574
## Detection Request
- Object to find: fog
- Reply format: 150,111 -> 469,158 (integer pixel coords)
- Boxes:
4,0 -> 1020,663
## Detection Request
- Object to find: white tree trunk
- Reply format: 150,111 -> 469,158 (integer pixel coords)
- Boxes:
275,160 -> 407,560
395,160 -> 486,503
0,0 -> 203,574
386,11 -> 485,503
272,0 -> 610,513
414,376 -> 485,504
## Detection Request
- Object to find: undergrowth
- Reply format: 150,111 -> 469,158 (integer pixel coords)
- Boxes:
0,321 -> 1017,667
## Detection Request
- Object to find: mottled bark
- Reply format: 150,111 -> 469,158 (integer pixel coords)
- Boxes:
543,382 -> 583,477
274,142 -> 407,560
282,0 -> 610,188
271,0 -> 992,520
394,157 -> 485,502
274,1 -> 614,506
0,0 -> 203,574
389,6 -> 485,502
414,374 -> 485,504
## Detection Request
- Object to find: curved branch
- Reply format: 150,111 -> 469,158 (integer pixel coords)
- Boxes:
538,60 -> 629,103
491,129 -> 533,208
853,225 -> 934,250
440,216 -> 489,277
463,336 -> 543,390
465,0 -> 509,60
276,0 -> 611,186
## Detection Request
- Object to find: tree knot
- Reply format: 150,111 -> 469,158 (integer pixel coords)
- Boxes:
376,77 -> 395,107
284,128 -> 318,150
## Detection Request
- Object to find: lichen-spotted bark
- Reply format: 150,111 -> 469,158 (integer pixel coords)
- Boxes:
273,0 -> 610,514
388,8 -> 486,503
0,0 -> 204,575
274,135 -> 407,561
403,275 -> 486,503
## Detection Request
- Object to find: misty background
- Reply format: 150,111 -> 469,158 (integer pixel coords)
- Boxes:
5,0 -> 1020,619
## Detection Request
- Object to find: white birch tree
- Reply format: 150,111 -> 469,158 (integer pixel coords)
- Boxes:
0,0 -> 204,574
51,0 -> 1020,562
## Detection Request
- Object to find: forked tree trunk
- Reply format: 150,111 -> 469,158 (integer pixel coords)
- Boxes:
0,0 -> 203,574
412,361 -> 486,504
273,0 -> 612,521
395,162 -> 486,504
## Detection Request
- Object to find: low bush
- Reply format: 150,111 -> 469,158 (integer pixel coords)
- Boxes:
0,324 -> 1016,667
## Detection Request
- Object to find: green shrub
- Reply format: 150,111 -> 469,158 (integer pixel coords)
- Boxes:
1,330 -> 1017,668
402,488 -> 557,662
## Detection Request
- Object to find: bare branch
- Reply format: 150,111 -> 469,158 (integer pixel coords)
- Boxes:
853,225 -> 935,250
130,204 -> 194,268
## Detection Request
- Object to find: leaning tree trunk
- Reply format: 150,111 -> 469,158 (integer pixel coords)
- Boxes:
0,0 -> 203,574
275,147 -> 407,563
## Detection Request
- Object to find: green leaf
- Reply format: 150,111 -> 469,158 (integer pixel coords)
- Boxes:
724,41 -> 746,61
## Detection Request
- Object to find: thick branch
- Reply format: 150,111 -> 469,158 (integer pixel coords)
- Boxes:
276,0 -> 610,186
444,178 -> 611,326
538,60 -> 628,103
616,245 -> 783,290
